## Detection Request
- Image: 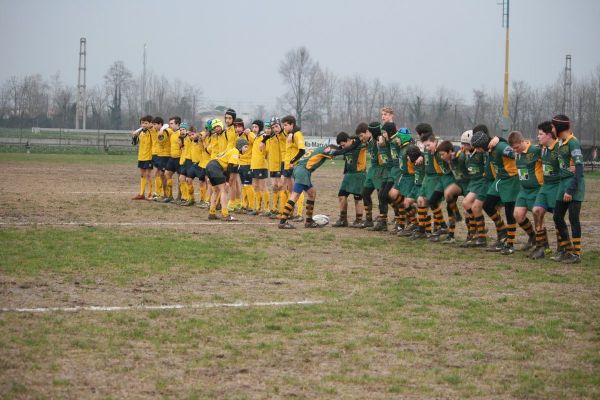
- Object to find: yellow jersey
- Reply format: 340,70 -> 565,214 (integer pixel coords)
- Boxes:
150,128 -> 160,155
168,129 -> 182,158
198,132 -> 211,168
238,131 -> 255,166
266,134 -> 282,172
208,132 -> 229,159
215,147 -> 240,170
156,129 -> 171,157
284,130 -> 305,169
225,126 -> 237,150
137,129 -> 152,161
251,133 -> 268,170
180,135 -> 192,165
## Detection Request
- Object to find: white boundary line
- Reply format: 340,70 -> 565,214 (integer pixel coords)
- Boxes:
0,221 -> 278,226
0,300 -> 324,313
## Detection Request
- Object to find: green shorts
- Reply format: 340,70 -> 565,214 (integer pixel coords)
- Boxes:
467,178 -> 489,202
394,174 -> 415,197
292,165 -> 312,187
455,179 -> 469,196
557,176 -> 585,202
410,184 -> 422,200
340,172 -> 366,196
534,181 -> 559,211
420,174 -> 440,199
487,176 -> 519,204
387,167 -> 401,183
436,174 -> 456,192
364,166 -> 385,191
515,186 -> 540,211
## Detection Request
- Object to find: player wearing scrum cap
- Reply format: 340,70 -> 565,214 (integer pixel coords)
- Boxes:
551,114 -> 585,263
386,128 -> 415,234
248,119 -> 271,216
205,138 -> 249,221
265,117 -> 284,218
234,118 -> 255,212
282,115 -> 306,222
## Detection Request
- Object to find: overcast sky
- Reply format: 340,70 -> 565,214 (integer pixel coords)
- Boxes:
1,0 -> 599,110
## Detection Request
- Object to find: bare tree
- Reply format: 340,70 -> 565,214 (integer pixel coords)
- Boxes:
104,61 -> 133,129
279,46 -> 321,127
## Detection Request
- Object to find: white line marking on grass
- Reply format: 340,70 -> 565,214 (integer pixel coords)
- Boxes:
0,221 -> 278,226
0,300 -> 324,313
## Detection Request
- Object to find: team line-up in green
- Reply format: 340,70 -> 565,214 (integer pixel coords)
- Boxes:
131,107 -> 585,263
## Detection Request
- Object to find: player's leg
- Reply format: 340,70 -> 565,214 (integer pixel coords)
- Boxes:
333,190 -> 350,227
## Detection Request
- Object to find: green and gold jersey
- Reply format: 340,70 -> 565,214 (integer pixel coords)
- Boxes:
558,133 -> 584,179
398,143 -> 414,176
414,163 -> 425,185
465,151 -> 486,180
489,140 -> 517,179
450,150 -> 469,182
342,140 -> 367,174
541,140 -> 560,184
367,139 -> 383,167
515,141 -> 543,189
377,140 -> 393,170
297,145 -> 337,172
435,151 -> 452,176
424,148 -> 442,176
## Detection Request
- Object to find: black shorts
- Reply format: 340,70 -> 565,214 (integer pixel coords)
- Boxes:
282,168 -> 293,178
156,156 -> 169,171
206,160 -> 227,186
337,190 -> 363,200
187,163 -> 206,181
179,159 -> 193,177
151,155 -> 160,168
137,160 -> 152,169
269,170 -> 281,178
230,165 -> 239,174
239,165 -> 253,185
166,157 -> 180,173
252,168 -> 268,180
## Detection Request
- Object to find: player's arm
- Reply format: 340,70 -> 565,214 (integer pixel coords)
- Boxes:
567,142 -> 584,195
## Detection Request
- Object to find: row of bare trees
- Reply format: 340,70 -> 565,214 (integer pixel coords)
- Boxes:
0,61 -> 202,130
277,47 -> 600,144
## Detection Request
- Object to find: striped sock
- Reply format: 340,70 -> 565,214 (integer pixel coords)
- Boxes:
490,211 -> 506,236
476,216 -> 487,238
365,205 -> 373,222
306,199 -> 315,222
572,237 -> 581,256
506,223 -> 516,247
280,200 -> 295,223
519,217 -> 534,236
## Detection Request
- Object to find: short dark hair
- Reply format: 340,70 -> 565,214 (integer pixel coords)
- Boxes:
336,131 -> 350,144
140,115 -> 153,123
355,122 -> 368,135
281,115 -> 296,127
169,116 -> 181,125
473,124 -> 489,135
406,145 -> 422,162
537,121 -> 555,138
437,140 -> 454,153
415,123 -> 433,136
152,116 -> 164,125
420,131 -> 435,143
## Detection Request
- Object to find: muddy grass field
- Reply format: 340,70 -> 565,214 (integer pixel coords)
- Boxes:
1,152 -> 599,399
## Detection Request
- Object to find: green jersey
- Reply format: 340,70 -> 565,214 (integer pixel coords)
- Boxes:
342,140 -> 367,174
450,150 -> 470,182
367,139 -> 383,168
489,140 -> 517,180
414,163 -> 425,186
377,140 -> 393,170
515,142 -> 543,189
398,143 -> 414,176
558,133 -> 584,179
424,148 -> 439,176
435,151 -> 453,177
466,151 -> 486,180
540,140 -> 560,184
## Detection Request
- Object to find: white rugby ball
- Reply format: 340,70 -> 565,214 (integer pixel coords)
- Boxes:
312,214 -> 330,226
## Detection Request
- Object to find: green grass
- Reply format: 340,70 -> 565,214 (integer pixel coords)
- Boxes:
0,155 -> 599,398
0,228 -> 266,284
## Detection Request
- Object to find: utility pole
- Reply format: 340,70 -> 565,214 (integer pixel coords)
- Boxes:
499,0 -> 510,137
75,37 -> 87,129
562,54 -> 572,117
141,43 -> 147,114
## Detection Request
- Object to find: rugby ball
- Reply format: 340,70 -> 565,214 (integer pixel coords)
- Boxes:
312,214 -> 330,227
